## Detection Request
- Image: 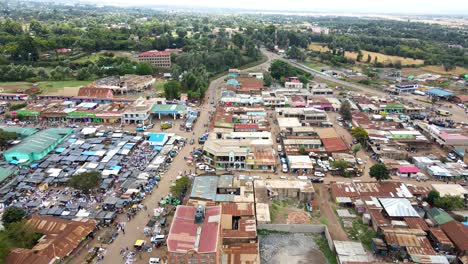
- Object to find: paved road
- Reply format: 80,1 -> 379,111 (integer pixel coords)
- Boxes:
68,56 -> 276,264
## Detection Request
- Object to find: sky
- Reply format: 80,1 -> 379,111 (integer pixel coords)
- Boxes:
89,0 -> 468,15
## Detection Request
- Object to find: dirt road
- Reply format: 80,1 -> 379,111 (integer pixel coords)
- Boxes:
67,57 -> 275,264
314,184 -> 348,241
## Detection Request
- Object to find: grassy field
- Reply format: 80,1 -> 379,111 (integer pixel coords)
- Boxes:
73,50 -> 136,63
403,65 -> 468,76
0,80 -> 91,94
153,79 -> 166,96
304,60 -> 329,70
309,43 -> 425,66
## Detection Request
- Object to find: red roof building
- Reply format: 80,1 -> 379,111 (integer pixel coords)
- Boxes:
77,87 -> 113,99
6,215 -> 96,264
321,137 -> 349,153
441,221 -> 468,255
167,205 -> 222,264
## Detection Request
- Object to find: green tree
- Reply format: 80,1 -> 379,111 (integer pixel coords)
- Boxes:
0,129 -> 18,150
356,50 -> 363,62
331,160 -> 349,176
135,63 -> 153,75
299,146 -> 307,155
351,143 -> 362,157
164,80 -> 181,99
2,206 -> 26,226
298,75 -> 310,86
269,60 -> 289,80
351,127 -> 369,144
67,171 -> 102,194
13,35 -> 39,61
339,100 -> 352,121
366,54 -> 372,63
76,68 -> 91,80
369,163 -> 390,182
263,73 -> 273,87
170,176 -> 190,198
434,195 -> 465,211
427,190 -> 440,205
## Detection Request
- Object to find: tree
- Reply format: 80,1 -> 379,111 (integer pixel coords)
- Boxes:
299,146 -> 307,155
427,190 -> 440,205
2,206 -> 26,226
369,163 -> 390,182
0,129 -> 18,150
374,56 -> 378,65
287,46 -> 305,61
135,63 -> 153,75
351,143 -> 362,157
356,50 -> 363,62
331,160 -> 350,177
76,68 -> 91,80
339,100 -> 352,121
170,176 -> 190,198
67,171 -> 102,194
269,60 -> 289,80
434,195 -> 465,211
164,80 -> 181,99
298,75 -> 310,86
366,54 -> 372,63
351,127 -> 369,144
263,73 -> 273,87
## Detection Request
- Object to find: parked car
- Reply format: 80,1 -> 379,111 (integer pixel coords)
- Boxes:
189,138 -> 195,145
311,178 -> 324,183
356,158 -> 364,165
314,172 -> 325,177
205,167 -> 216,172
448,153 -> 457,160
282,164 -> 288,173
149,258 -> 161,264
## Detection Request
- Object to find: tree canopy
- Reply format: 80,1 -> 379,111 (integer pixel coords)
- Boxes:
67,171 -> 102,194
164,80 -> 181,100
170,176 -> 190,199
0,129 -> 18,150
351,127 -> 369,144
1,206 -> 26,227
339,100 -> 352,121
369,163 -> 390,182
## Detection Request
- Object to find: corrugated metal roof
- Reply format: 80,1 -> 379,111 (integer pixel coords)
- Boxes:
379,198 -> 419,217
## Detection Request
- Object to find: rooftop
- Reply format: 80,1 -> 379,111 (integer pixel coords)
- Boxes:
379,198 -> 419,217
441,221 -> 468,251
432,184 -> 468,198
6,215 -> 96,264
167,205 -> 221,254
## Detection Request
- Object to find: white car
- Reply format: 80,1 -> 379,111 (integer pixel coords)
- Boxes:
198,164 -> 208,170
356,158 -> 364,165
149,258 -> 160,264
338,122 -> 343,127
205,167 -> 216,172
314,172 -> 325,177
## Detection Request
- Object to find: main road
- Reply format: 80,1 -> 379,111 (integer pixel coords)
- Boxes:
68,53 -> 276,264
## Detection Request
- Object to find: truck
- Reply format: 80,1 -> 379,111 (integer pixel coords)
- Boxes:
436,110 -> 451,116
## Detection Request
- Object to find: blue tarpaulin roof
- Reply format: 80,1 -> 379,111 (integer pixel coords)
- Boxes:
148,133 -> 167,144
68,138 -> 77,143
425,88 -> 454,98
82,151 -> 96,156
55,147 -> 66,153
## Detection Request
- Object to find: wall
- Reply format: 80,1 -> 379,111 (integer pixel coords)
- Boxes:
257,224 -> 334,250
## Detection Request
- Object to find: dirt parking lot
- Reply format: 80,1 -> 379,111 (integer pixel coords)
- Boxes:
259,233 -> 327,264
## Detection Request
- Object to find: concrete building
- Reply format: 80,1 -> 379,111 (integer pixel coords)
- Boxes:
395,82 -> 419,94
275,107 -> 328,126
121,97 -> 161,124
93,75 -> 155,94
137,50 -> 177,68
254,179 -> 315,202
167,205 -> 222,264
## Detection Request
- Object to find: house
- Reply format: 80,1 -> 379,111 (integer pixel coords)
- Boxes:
254,179 -> 315,202
378,198 -> 419,218
77,87 -> 113,99
121,97 -> 158,124
395,82 -> 419,94
6,215 -> 96,264
452,95 -> 468,104
428,228 -> 454,253
397,166 -> 420,178
166,205 -> 222,264
189,175 -> 254,203
440,221 -> 468,256
431,184 -> 468,198
426,208 -> 454,226
333,241 -> 373,263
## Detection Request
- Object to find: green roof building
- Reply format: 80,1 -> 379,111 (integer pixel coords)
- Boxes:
0,167 -> 14,184
3,128 -> 73,164
0,126 -> 38,139
427,208 -> 454,226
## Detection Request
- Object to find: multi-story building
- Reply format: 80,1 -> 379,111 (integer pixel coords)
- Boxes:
121,97 -> 161,124
137,50 -> 174,68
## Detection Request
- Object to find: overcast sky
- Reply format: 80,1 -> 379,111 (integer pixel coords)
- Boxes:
91,0 -> 468,15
